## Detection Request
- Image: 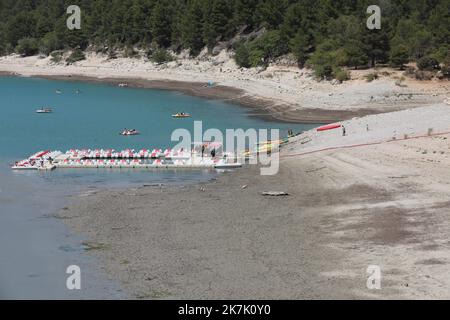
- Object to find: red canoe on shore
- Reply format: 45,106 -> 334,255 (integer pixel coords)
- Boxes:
316,124 -> 342,132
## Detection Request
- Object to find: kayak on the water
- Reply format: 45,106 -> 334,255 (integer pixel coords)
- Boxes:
36,108 -> 53,114
120,129 -> 140,136
172,112 -> 191,118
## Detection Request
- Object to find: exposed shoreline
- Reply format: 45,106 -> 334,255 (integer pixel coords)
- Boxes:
59,104 -> 450,299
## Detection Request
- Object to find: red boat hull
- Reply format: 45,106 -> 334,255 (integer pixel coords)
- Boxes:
317,124 -> 342,132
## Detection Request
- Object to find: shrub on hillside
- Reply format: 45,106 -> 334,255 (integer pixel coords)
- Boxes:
50,50 -> 64,63
234,43 -> 251,68
334,68 -> 350,82
39,32 -> 62,56
417,56 -> 440,71
0,41 -> 12,55
233,31 -> 286,68
442,54 -> 450,78
365,72 -> 379,82
403,67 -> 415,77
414,70 -> 433,80
66,49 -> 86,64
389,44 -> 409,69
124,47 -> 139,58
313,64 -> 333,80
150,48 -> 174,64
16,38 -> 39,56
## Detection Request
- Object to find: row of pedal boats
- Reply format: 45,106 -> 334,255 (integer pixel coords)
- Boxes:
13,157 -> 240,170
11,149 -> 242,170
65,148 -> 194,160
57,158 -> 236,169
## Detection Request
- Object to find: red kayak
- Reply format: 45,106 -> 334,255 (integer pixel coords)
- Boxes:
317,124 -> 342,132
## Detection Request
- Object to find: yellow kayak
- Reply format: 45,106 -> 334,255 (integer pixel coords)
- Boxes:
172,113 -> 191,118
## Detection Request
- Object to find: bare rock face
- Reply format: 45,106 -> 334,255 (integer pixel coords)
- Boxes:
212,42 -> 229,56
232,27 -> 266,46
272,54 -> 298,67
213,27 -> 268,54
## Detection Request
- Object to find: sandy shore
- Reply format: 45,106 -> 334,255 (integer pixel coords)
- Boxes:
1,52 -> 448,122
57,104 -> 450,299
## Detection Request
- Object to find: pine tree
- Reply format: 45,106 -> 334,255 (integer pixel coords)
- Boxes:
150,0 -> 173,48
181,0 -> 205,55
289,32 -> 310,68
0,0 -> 447,76
363,30 -> 390,67
390,44 -> 410,69
203,0 -> 234,49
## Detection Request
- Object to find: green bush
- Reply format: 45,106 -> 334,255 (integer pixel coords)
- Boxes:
314,64 -> 333,79
334,68 -> 350,82
417,56 -> 439,71
50,50 -> 64,63
307,40 -> 338,79
430,46 -> 450,64
234,43 -> 251,68
124,47 -> 139,58
66,49 -> 86,64
39,32 -> 61,55
0,41 -> 12,55
365,72 -> 379,82
248,48 -> 265,68
150,48 -> 174,64
390,44 -> 409,69
16,38 -> 39,56
233,31 -> 286,68
289,32 -> 310,68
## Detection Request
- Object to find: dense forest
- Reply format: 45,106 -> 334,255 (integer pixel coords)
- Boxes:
0,0 -> 449,79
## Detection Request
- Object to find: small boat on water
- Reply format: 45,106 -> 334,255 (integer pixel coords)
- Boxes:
56,89 -> 62,94
172,112 -> 191,119
36,108 -> 53,114
120,129 -> 140,136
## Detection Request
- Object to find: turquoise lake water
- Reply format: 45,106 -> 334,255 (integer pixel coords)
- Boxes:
0,76 -> 316,299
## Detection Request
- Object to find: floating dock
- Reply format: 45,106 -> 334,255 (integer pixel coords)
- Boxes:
11,147 -> 242,171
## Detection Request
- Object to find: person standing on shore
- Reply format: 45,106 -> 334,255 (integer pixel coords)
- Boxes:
342,125 -> 346,137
